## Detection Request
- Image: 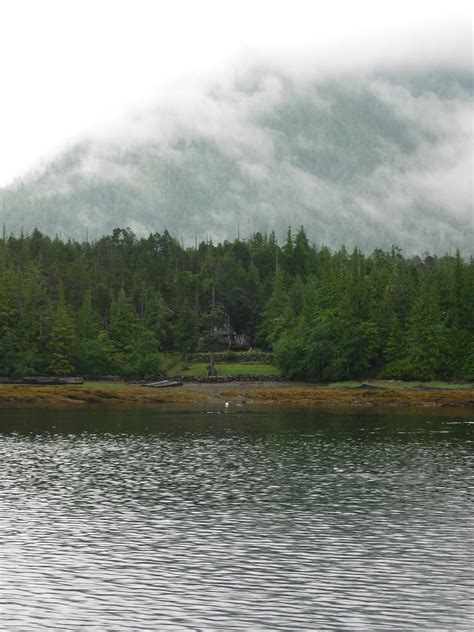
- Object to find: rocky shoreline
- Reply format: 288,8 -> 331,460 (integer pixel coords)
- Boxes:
0,381 -> 473,409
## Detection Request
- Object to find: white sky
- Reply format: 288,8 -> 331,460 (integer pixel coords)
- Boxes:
0,0 -> 471,186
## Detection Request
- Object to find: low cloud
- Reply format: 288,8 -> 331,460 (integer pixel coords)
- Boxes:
0,60 -> 472,254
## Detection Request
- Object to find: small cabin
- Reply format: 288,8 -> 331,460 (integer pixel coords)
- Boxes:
229,332 -> 252,351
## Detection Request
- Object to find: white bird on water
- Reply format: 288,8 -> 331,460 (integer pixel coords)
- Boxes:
225,402 -> 229,408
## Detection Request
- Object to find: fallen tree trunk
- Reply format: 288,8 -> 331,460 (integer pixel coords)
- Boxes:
0,376 -> 84,385
138,380 -> 183,388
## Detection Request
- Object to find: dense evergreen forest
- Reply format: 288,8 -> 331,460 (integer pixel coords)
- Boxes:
0,227 -> 473,381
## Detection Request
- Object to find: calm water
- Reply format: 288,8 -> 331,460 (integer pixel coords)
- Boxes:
0,405 -> 473,631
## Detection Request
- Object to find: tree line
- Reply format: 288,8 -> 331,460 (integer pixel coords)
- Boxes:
0,227 -> 472,381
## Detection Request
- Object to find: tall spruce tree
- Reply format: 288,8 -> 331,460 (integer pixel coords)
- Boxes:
48,285 -> 77,376
404,281 -> 448,380
0,227 -> 471,381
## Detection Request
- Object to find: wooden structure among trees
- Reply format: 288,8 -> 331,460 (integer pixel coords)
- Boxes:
229,333 -> 252,351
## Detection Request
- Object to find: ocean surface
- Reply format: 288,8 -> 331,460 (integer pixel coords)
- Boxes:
0,405 -> 473,630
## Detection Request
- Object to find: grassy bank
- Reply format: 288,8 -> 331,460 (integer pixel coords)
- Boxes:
0,380 -> 472,409
162,352 -> 280,378
177,362 -> 280,377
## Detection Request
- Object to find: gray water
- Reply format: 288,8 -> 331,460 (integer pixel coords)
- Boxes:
0,406 -> 473,631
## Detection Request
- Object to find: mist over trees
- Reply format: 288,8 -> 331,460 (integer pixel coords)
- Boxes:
0,67 -> 472,255
0,227 -> 472,381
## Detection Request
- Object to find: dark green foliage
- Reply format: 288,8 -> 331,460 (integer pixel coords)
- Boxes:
403,282 -> 449,380
74,333 -> 114,376
461,343 -> 474,381
267,246 -> 473,382
274,334 -> 307,380
383,315 -> 408,378
200,306 -> 229,352
108,289 -> 162,378
173,305 -> 200,356
0,228 -> 472,381
48,285 -> 77,376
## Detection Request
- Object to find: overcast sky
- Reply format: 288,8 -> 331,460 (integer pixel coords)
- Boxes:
0,0 -> 471,187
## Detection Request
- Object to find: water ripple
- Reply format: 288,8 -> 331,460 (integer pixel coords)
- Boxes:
0,408 -> 473,630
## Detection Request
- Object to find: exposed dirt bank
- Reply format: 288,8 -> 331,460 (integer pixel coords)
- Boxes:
0,381 -> 473,409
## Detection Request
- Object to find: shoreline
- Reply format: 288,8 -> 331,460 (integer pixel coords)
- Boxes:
0,381 -> 473,409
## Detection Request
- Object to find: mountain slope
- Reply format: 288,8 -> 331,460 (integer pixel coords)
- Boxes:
1,67 -> 472,253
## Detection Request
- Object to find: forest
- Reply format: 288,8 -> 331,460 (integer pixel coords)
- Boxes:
0,226 -> 473,381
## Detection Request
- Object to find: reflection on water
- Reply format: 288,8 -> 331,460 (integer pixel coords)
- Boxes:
0,407 -> 473,630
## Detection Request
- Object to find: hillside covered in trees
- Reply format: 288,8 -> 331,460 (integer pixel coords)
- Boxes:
0,227 -> 472,381
1,68 -> 472,256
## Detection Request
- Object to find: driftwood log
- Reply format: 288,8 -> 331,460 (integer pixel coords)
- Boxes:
132,380 -> 183,388
0,376 -> 84,385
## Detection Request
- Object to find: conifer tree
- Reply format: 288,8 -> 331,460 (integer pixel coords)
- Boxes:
404,282 -> 448,380
257,269 -> 291,347
384,315 -> 408,378
173,304 -> 200,356
48,285 -> 77,375
143,290 -> 174,350
77,290 -> 100,339
0,227 -> 471,381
